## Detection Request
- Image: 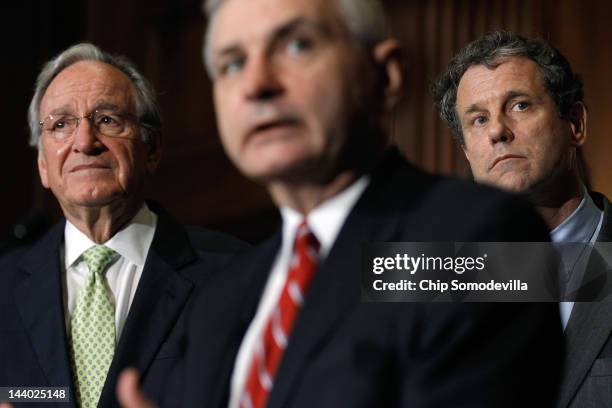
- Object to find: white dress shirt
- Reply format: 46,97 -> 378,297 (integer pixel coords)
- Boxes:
228,176 -> 370,408
551,188 -> 604,330
62,204 -> 158,341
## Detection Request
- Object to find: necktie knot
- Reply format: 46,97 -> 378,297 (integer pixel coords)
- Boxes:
294,221 -> 320,258
82,245 -> 117,276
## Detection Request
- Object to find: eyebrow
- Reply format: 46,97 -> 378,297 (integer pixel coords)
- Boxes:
273,17 -> 331,42
91,102 -> 123,112
461,90 -> 534,117
215,17 -> 331,60
45,102 -> 124,117
46,104 -> 73,117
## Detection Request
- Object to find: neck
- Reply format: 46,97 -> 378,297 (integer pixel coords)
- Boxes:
536,195 -> 584,230
530,171 -> 584,230
266,136 -> 386,214
268,170 -> 359,214
61,199 -> 143,243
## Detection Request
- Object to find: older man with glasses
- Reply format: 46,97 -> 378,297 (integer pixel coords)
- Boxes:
0,43 -> 246,408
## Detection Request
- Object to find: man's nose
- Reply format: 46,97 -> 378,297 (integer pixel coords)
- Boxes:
488,114 -> 514,144
243,55 -> 283,101
72,117 -> 104,154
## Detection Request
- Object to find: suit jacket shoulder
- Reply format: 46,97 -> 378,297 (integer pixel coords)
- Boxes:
357,149 -> 551,242
0,204 -> 248,408
146,202 -> 249,283
559,191 -> 612,407
184,150 -> 561,408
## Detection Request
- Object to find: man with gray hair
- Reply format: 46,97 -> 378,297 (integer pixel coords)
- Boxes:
0,43 -> 246,408
433,31 -> 612,407
119,0 -> 561,408
116,2 -> 562,407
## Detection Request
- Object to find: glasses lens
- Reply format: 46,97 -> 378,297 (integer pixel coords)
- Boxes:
43,115 -> 78,138
41,111 -> 138,139
92,111 -> 128,136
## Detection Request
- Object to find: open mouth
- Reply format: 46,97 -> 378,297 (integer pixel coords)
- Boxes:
247,119 -> 300,144
252,119 -> 298,133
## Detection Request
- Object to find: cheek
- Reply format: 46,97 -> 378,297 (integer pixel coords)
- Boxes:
310,87 -> 341,133
301,73 -> 348,148
113,145 -> 142,185
43,143 -> 72,178
54,143 -> 72,157
529,123 -> 565,160
214,93 -> 241,156
463,139 -> 489,172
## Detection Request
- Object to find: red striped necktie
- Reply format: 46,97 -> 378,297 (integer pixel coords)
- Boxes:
241,221 -> 320,408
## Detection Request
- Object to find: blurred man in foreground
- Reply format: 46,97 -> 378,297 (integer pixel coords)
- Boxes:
117,2 -> 562,407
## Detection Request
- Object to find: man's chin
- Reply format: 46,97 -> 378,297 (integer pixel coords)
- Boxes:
478,175 -> 534,194
501,182 -> 533,194
62,192 -> 127,209
240,156 -> 320,185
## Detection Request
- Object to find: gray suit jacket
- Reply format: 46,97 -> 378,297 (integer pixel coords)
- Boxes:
559,192 -> 612,407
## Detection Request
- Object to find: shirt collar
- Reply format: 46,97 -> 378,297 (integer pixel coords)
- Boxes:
279,175 -> 370,259
64,203 -> 158,268
550,186 -> 603,243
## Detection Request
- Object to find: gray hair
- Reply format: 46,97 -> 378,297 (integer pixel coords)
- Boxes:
201,0 -> 389,78
431,31 -> 584,145
28,43 -> 162,148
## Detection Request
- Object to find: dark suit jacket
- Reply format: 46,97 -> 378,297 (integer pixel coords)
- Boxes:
0,204 -> 248,408
559,192 -> 612,408
183,151 -> 563,408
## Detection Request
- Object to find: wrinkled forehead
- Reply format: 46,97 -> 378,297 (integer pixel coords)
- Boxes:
40,60 -> 136,116
457,57 -> 548,106
210,0 -> 340,53
464,58 -> 546,91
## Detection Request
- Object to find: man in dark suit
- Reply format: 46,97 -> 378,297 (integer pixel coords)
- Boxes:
117,1 -> 562,407
0,43 -> 246,408
432,31 -> 612,407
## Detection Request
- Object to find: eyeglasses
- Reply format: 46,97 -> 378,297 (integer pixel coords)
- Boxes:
39,110 -> 140,140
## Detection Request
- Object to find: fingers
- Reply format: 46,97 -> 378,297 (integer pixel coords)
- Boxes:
117,368 -> 157,408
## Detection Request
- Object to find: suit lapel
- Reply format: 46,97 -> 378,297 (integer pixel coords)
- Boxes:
204,235 -> 280,408
14,221 -> 77,407
593,193 -> 612,242
98,209 -> 197,407
560,300 -> 612,406
559,193 -> 612,407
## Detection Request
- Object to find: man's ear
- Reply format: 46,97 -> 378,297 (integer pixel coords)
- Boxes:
568,102 -> 587,147
37,148 -> 50,189
372,38 -> 404,111
144,130 -> 163,174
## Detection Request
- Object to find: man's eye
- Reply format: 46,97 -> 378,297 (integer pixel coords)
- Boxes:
96,115 -> 121,127
219,57 -> 245,77
512,101 -> 530,111
50,118 -> 74,131
287,38 -> 313,55
472,116 -> 488,126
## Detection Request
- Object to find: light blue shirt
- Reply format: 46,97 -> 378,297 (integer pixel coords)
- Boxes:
552,188 -> 604,329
